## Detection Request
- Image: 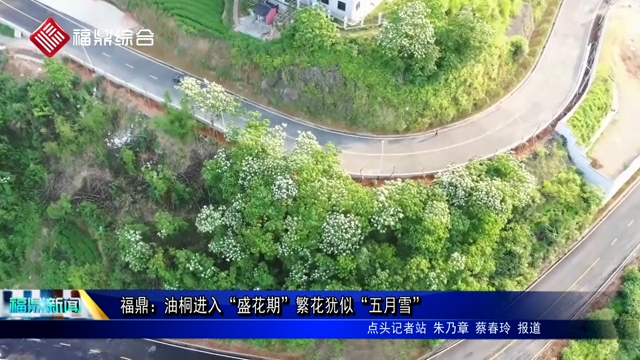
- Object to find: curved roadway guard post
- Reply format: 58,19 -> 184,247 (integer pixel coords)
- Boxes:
0,0 -> 602,177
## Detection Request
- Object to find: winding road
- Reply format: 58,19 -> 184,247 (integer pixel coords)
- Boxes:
0,0 -> 600,177
0,0 -> 637,359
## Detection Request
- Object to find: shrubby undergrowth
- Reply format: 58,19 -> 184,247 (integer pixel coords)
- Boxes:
121,0 -> 548,133
0,59 -> 602,357
562,268 -> 640,360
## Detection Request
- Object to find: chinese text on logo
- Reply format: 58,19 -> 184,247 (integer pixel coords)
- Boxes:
30,18 -> 70,58
72,29 -> 155,47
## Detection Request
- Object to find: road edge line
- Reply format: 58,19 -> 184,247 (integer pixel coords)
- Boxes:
419,173 -> 640,360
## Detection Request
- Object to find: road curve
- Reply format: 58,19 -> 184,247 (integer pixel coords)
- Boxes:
425,179 -> 640,359
0,0 -> 601,177
0,338 -> 252,360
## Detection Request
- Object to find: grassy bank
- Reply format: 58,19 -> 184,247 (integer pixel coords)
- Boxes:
112,0 -> 564,134
567,67 -> 614,146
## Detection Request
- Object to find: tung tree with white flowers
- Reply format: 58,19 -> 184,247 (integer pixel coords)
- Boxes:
377,1 -> 440,71
175,76 -> 240,129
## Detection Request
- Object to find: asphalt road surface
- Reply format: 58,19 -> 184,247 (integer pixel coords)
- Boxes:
427,180 -> 640,359
0,0 -> 601,176
0,339 -> 249,360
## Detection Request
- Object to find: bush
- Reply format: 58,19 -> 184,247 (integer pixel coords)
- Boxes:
509,36 -> 528,62
567,68 -> 614,146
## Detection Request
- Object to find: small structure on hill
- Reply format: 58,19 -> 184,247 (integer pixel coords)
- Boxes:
254,1 -> 279,25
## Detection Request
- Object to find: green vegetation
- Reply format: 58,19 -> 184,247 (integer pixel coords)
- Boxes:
567,67 -> 614,146
129,0 -> 229,36
116,0 -> 559,133
562,268 -> 640,360
0,23 -> 14,37
0,58 -> 604,358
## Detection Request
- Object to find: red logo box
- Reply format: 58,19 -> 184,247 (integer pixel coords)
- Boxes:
30,18 -> 70,58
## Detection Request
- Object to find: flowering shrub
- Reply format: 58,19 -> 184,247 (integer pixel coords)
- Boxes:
371,179 -> 405,232
377,2 -> 439,61
176,76 -> 239,118
195,205 -> 224,233
273,175 -> 298,203
208,231 -> 245,262
117,227 -> 153,272
320,212 -> 364,256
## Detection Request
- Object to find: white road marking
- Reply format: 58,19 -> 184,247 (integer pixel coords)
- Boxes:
102,52 -> 110,58
60,342 -> 71,347
149,75 -> 157,80
26,338 -> 41,342
89,349 -> 101,354
537,257 -> 600,319
16,0 -> 542,149
629,220 -> 634,227
611,238 -> 617,246
125,63 -> 134,68
120,357 -> 131,360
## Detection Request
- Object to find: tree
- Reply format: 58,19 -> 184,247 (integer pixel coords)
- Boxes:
117,225 -> 154,273
377,1 -> 440,74
284,7 -> 340,52
561,308 -> 619,360
436,7 -> 495,70
175,76 -> 240,130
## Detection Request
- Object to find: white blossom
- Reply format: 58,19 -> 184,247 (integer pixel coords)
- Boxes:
277,216 -> 311,260
195,205 -> 225,233
117,227 -> 152,272
289,131 -> 322,168
435,165 -> 475,207
183,252 -> 215,279
426,269 -> 447,289
163,280 -> 180,290
424,200 -> 451,229
273,175 -> 298,203
176,77 -> 239,118
286,262 -> 310,288
377,2 -> 437,60
208,230 -> 245,262
211,149 -> 232,173
450,252 -> 466,271
320,212 -> 364,256
224,198 -> 244,232
371,179 -> 405,232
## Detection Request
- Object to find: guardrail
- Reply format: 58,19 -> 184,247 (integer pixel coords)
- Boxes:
0,0 -> 600,179
532,178 -> 640,359
418,3 -> 610,356
0,0 -> 600,178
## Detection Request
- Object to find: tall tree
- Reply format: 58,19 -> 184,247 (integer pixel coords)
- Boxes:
175,76 -> 240,130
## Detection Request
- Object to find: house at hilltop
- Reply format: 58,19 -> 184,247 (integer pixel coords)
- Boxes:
296,0 -> 382,24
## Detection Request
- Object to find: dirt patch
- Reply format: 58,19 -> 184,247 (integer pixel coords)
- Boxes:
587,2 -> 640,178
507,2 -> 534,38
621,46 -> 640,78
3,53 -> 44,79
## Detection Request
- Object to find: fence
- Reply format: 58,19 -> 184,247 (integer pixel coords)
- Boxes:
336,13 -> 384,31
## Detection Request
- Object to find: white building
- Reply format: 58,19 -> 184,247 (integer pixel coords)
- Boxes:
299,0 -> 383,24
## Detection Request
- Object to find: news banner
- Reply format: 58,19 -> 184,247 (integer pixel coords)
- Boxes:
0,290 -> 635,340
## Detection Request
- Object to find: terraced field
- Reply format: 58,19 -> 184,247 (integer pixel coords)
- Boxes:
146,0 -> 229,36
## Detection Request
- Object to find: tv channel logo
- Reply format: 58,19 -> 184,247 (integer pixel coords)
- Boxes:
30,18 -> 70,58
